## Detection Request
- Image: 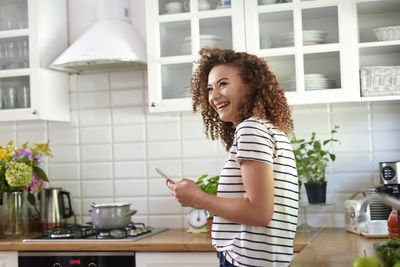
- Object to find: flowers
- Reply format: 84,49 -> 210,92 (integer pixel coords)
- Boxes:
0,140 -> 52,205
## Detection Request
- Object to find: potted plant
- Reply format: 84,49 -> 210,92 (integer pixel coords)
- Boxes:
195,174 -> 219,232
291,126 -> 339,204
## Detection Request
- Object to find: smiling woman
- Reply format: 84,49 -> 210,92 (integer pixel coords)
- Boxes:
166,48 -> 298,267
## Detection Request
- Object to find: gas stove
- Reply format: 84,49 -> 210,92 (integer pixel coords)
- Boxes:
23,222 -> 167,242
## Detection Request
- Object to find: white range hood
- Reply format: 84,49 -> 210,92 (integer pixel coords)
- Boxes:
50,0 -> 146,73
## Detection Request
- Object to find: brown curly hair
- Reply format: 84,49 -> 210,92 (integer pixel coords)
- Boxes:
191,48 -> 294,151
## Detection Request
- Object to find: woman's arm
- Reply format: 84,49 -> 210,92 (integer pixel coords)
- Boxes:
167,159 -> 274,226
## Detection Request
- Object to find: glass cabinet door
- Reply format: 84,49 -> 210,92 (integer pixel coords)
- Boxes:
0,0 -> 28,31
148,0 -> 245,111
0,76 -> 30,110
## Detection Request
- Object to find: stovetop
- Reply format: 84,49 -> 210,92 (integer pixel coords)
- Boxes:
23,223 -> 168,242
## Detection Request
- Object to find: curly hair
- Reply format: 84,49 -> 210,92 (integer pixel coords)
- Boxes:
191,48 -> 294,151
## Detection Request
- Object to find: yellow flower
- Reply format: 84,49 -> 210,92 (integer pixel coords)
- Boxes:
32,140 -> 53,157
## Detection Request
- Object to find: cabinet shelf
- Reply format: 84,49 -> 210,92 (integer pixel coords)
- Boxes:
0,29 -> 29,38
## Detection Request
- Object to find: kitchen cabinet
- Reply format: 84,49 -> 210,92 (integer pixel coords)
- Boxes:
145,0 -> 246,112
136,252 -> 218,267
352,0 -> 400,102
0,0 -> 69,121
146,0 -> 400,112
0,251 -> 17,267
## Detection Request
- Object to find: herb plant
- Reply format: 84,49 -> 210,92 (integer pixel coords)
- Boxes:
195,174 -> 219,218
291,125 -> 339,184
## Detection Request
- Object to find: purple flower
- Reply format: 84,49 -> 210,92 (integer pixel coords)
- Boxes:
24,172 -> 46,193
33,153 -> 42,166
14,148 -> 33,161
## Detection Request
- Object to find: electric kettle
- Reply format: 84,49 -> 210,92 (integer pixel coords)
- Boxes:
39,188 -> 74,230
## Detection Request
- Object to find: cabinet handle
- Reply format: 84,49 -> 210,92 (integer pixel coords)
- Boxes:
151,102 -> 156,107
32,110 -> 39,115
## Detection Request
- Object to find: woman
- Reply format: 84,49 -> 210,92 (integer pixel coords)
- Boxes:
167,48 -> 298,267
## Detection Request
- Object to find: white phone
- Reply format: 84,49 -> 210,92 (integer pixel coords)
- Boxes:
155,167 -> 177,183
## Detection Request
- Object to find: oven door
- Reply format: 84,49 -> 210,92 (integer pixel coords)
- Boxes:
18,251 -> 135,267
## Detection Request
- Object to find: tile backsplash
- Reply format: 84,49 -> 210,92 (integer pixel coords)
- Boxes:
1,69 -> 399,229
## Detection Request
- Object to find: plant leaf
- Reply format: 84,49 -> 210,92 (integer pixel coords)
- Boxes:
27,192 -> 36,206
33,166 -> 49,182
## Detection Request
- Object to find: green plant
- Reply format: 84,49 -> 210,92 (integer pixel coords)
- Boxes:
195,174 -> 219,217
291,125 -> 339,184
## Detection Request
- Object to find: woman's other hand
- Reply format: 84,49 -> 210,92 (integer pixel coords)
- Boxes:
166,178 -> 202,207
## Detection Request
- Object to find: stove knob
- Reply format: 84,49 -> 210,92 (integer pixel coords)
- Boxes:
88,263 -> 97,267
52,263 -> 62,267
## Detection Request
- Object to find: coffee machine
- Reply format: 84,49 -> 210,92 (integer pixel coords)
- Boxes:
372,161 -> 400,220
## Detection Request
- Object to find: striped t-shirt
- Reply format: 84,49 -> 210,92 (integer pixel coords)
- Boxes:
212,117 -> 298,267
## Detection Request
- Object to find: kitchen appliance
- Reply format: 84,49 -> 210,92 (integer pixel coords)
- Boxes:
19,252 -> 135,267
39,188 -> 74,230
22,222 -> 167,242
380,161 -> 400,185
344,191 -> 370,234
50,0 -> 146,73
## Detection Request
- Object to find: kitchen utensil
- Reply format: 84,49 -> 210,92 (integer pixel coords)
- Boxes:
344,191 -> 370,234
89,202 -> 137,229
39,188 -> 74,230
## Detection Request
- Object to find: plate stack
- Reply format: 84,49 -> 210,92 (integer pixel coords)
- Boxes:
281,74 -> 336,91
181,35 -> 223,54
272,30 -> 328,47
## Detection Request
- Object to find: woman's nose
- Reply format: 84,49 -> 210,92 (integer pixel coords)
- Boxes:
209,87 -> 220,101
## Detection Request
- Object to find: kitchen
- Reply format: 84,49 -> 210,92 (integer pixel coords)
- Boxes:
0,0 -> 399,266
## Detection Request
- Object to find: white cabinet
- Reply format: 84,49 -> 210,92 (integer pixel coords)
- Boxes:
136,252 -> 218,267
0,0 -> 69,121
245,0 -> 357,105
0,251 -> 17,267
352,0 -> 400,102
146,0 -> 400,112
146,0 -> 246,112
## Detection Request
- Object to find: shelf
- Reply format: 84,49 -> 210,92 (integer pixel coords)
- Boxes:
0,29 -> 29,38
0,69 -> 30,78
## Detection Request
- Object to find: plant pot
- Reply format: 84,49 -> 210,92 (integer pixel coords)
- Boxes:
304,181 -> 327,204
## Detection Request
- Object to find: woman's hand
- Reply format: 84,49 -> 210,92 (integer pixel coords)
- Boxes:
166,178 -> 202,207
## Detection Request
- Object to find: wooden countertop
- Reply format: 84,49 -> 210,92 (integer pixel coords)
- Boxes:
0,228 -> 320,252
291,228 -> 386,267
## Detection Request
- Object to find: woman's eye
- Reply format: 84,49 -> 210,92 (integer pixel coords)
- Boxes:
219,82 -> 227,87
207,87 -> 213,92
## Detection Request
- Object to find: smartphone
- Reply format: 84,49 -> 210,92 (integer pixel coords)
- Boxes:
155,167 -> 177,183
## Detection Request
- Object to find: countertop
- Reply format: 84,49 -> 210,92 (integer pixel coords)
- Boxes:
291,228 -> 386,266
0,228 -> 320,252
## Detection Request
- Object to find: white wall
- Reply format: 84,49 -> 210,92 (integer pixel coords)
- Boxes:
0,1 -> 399,228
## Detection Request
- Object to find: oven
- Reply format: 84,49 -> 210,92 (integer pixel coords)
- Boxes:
19,251 -> 135,267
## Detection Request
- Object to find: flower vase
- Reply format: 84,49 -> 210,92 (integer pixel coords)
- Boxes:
1,192 -> 28,237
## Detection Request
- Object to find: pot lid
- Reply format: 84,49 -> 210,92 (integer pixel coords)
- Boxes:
90,202 -> 131,208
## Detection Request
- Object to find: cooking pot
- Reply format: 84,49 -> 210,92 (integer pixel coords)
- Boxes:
88,202 -> 137,229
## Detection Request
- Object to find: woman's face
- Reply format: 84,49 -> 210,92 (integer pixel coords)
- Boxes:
207,65 -> 247,126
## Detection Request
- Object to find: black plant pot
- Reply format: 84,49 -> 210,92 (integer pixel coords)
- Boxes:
304,181 -> 327,204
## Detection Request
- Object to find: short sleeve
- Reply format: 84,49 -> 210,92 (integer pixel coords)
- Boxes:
235,120 -> 275,166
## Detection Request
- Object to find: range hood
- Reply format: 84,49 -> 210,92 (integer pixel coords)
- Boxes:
50,0 -> 146,73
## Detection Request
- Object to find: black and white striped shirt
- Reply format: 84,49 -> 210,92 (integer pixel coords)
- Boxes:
212,117 -> 298,267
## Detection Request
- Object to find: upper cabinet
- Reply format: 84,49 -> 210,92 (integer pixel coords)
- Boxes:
0,0 -> 69,121
146,0 -> 400,112
146,0 -> 246,112
245,0 -> 356,105
354,0 -> 400,101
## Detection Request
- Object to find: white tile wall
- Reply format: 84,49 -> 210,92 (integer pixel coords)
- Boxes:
1,69 -> 400,229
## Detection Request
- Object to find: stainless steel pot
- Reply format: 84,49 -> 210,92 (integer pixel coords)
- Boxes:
88,202 -> 137,229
